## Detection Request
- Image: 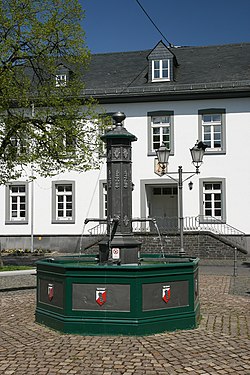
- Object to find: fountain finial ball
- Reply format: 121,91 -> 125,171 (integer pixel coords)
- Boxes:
112,112 -> 126,126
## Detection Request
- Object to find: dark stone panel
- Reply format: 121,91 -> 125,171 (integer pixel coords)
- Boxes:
142,280 -> 189,311
72,283 -> 130,312
38,279 -> 64,309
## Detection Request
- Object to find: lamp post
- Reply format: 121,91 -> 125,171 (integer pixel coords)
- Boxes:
155,141 -> 207,256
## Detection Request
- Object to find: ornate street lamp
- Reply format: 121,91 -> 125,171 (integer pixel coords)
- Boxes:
155,141 -> 207,255
157,141 -> 206,174
155,143 -> 170,166
190,141 -> 207,172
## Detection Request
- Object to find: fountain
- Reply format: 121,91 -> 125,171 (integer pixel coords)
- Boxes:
35,112 -> 200,335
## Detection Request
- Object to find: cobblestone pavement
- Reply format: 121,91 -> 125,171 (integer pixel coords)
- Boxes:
0,274 -> 249,375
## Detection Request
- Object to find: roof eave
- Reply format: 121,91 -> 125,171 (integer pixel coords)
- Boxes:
82,86 -> 250,103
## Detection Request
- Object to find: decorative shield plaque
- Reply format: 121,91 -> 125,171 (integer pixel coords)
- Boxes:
162,285 -> 171,303
48,283 -> 54,301
154,158 -> 168,176
96,288 -> 107,306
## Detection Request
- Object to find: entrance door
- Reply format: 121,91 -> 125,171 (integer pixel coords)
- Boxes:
148,185 -> 178,232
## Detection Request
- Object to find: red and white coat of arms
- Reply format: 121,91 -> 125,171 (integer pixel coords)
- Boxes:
96,288 -> 107,306
48,283 -> 54,301
162,285 -> 171,303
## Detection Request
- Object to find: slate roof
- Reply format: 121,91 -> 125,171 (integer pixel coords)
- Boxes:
81,42 -> 250,101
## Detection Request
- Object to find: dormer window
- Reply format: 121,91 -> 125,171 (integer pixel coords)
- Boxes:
152,59 -> 170,81
55,74 -> 67,87
55,64 -> 71,87
147,41 -> 177,83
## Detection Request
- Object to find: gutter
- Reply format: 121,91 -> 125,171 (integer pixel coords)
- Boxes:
82,82 -> 250,103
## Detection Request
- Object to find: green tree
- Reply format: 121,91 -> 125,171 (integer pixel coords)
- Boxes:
0,0 -> 106,184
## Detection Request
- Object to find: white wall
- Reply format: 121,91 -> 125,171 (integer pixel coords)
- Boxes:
1,97 -> 250,237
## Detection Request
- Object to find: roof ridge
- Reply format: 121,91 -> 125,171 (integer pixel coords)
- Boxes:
90,49 -> 151,57
90,42 -> 250,56
173,42 -> 250,49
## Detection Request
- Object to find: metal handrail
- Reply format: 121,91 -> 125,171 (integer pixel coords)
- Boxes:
87,215 -> 247,253
195,215 -> 246,252
88,223 -> 107,236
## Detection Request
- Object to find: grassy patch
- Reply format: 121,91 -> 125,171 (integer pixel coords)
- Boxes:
0,265 -> 35,272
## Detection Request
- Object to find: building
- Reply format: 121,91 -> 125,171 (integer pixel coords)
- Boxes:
1,41 -> 250,256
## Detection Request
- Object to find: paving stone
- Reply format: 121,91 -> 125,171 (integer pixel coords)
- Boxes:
0,272 -> 249,375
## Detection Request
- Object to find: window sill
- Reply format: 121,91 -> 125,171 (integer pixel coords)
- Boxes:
147,151 -> 174,157
52,220 -> 75,224
205,150 -> 226,155
5,220 -> 28,225
152,78 -> 170,82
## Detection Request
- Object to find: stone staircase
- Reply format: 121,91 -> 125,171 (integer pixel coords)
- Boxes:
86,216 -> 248,255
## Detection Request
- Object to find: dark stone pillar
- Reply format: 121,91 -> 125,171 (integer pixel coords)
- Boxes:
99,112 -> 141,264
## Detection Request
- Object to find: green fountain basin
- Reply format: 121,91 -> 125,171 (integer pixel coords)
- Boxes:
36,254 -> 200,335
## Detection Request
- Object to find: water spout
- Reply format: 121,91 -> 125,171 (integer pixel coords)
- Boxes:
151,218 -> 165,258
131,218 -> 166,258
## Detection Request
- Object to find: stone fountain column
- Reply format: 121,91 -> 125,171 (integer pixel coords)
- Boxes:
99,112 -> 141,264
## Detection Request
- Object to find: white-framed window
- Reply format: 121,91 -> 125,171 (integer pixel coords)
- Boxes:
52,181 -> 75,223
202,114 -> 222,150
152,59 -> 170,81
63,132 -> 76,152
200,179 -> 226,222
55,74 -> 67,87
198,109 -> 226,153
5,182 -> 28,224
9,136 -> 28,153
147,111 -> 174,155
56,185 -> 73,219
99,180 -> 108,219
99,113 -> 115,157
203,182 -> 222,219
151,115 -> 171,150
103,183 -> 107,218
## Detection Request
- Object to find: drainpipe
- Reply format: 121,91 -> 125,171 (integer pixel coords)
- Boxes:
30,103 -> 35,252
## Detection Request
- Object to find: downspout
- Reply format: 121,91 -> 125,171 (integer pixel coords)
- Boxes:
30,103 -> 35,252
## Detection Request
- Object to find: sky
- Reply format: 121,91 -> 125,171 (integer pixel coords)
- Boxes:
80,0 -> 250,54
